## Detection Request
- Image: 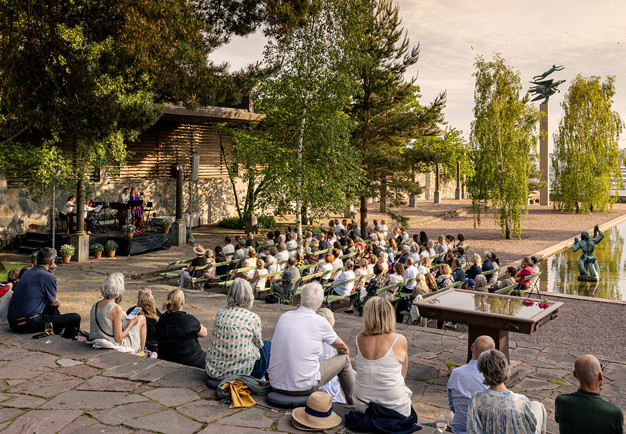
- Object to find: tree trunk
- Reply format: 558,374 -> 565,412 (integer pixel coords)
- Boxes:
505,219 -> 511,240
295,90 -> 310,246
379,180 -> 387,213
75,177 -> 84,234
360,195 -> 368,234
243,184 -> 257,234
301,206 -> 309,226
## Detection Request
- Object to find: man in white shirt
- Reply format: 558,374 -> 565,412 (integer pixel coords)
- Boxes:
268,283 -> 354,403
222,237 -> 235,256
403,257 -> 417,291
274,242 -> 290,269
447,336 -> 495,434
332,260 -> 355,296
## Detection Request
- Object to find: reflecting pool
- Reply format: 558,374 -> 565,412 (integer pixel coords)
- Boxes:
539,220 -> 626,301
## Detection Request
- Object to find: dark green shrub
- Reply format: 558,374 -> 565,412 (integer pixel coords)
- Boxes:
257,215 -> 276,229
218,216 -> 244,229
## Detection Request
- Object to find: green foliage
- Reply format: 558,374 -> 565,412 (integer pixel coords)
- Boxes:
410,128 -> 471,181
552,75 -> 624,213
386,210 -> 409,228
0,0 -> 256,196
104,240 -> 119,252
163,221 -> 171,228
468,54 -> 541,239
123,224 -> 136,233
257,215 -> 276,229
218,216 -> 245,229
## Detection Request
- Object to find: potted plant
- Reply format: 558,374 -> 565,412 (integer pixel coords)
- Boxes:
123,223 -> 136,239
91,243 -> 104,259
104,240 -> 118,257
186,229 -> 192,244
30,250 -> 38,266
59,244 -> 75,263
163,220 -> 171,233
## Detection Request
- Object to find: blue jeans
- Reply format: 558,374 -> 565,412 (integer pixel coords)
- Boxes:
250,340 -> 271,379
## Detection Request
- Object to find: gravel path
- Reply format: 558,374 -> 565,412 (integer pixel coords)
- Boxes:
511,295 -> 626,362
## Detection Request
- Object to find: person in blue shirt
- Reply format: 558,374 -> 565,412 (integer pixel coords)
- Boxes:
8,247 -> 81,339
447,336 -> 495,434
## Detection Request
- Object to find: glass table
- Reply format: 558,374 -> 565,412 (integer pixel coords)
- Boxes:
413,289 -> 563,363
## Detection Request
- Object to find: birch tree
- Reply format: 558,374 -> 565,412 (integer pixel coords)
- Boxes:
468,54 -> 541,239
552,75 -> 624,213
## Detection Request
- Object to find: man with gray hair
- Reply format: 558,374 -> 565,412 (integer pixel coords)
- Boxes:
446,335 -> 496,434
268,282 -> 354,403
274,242 -> 289,269
7,247 -> 81,339
555,354 -> 623,434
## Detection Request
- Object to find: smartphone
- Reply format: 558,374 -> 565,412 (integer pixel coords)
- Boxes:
127,307 -> 142,319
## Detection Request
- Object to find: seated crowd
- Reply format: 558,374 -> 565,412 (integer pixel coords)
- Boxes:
3,228 -> 621,433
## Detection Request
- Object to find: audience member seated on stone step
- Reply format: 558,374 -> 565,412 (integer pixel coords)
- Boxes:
0,268 -> 21,323
465,253 -> 483,281
233,239 -> 249,260
90,273 -> 148,355
353,263 -> 387,316
268,282 -> 354,404
353,297 -> 412,417
178,245 -> 207,288
445,234 -> 456,251
444,252 -> 455,269
474,274 -> 489,292
249,259 -> 268,291
270,257 -> 300,296
446,335 -> 495,434
332,260 -> 356,297
317,254 -> 335,279
205,279 -> 271,380
317,308 -> 350,404
8,248 -> 81,339
156,289 -> 207,369
555,354 -> 623,434
467,349 -> 546,434
489,267 -> 517,293
126,287 -> 160,353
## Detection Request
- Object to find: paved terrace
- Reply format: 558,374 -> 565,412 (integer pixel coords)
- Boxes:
1,201 -> 625,433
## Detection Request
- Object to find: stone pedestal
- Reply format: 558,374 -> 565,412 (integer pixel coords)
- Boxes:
70,233 -> 90,262
455,189 -> 461,200
171,220 -> 187,246
539,103 -> 550,206
434,191 -> 441,204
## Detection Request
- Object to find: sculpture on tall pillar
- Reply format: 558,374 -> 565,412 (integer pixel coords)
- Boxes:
529,65 -> 565,104
572,225 -> 604,282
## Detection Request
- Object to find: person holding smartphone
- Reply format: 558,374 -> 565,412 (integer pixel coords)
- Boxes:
89,273 -> 149,356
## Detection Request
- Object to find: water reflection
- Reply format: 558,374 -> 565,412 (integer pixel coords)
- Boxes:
429,291 -> 547,318
539,221 -> 626,300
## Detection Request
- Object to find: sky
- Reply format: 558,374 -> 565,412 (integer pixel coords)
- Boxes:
210,0 -> 626,151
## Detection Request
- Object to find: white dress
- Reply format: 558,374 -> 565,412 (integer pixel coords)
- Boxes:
89,302 -> 141,351
353,334 -> 413,417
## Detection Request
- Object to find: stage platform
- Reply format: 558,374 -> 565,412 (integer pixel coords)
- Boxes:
15,230 -> 172,256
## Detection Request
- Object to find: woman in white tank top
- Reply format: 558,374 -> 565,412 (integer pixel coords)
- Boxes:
353,297 -> 413,417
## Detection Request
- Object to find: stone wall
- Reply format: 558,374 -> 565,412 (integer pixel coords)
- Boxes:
0,171 -> 244,237
416,172 -> 462,201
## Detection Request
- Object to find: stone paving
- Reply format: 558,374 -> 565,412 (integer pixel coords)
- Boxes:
1,211 -> 625,432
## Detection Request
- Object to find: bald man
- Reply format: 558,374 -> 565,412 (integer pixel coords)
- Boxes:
447,336 -> 496,434
555,354 -> 623,434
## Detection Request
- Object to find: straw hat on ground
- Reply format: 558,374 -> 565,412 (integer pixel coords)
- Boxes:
291,391 -> 342,431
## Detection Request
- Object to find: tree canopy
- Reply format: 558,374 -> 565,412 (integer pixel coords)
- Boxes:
350,0 -> 446,229
468,54 -> 541,239
552,75 -> 624,213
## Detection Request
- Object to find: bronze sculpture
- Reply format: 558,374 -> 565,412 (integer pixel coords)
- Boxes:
529,65 -> 565,104
572,225 -> 604,281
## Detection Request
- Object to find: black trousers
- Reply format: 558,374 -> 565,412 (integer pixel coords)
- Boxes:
9,305 -> 81,339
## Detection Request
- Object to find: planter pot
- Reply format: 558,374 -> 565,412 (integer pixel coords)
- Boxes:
163,227 -> 170,233
94,251 -> 102,259
126,233 -> 134,239
62,256 -> 71,264
186,238 -> 191,244
106,250 -> 116,258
